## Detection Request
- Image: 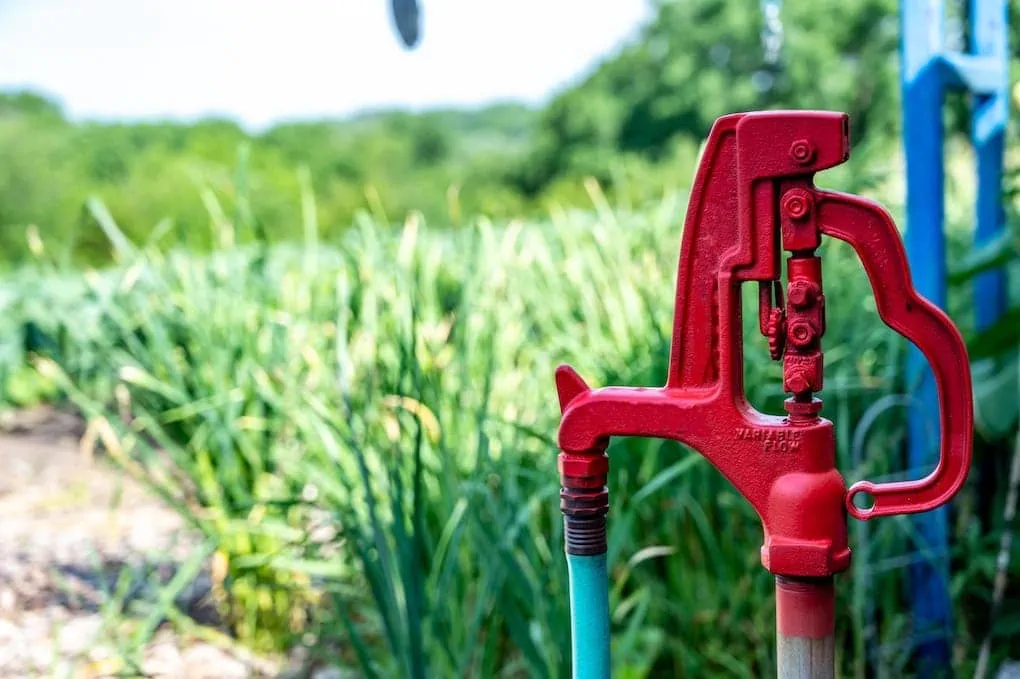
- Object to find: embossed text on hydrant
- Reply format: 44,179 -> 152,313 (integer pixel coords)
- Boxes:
735,428 -> 802,452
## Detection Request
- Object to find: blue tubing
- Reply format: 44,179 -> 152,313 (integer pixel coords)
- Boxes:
567,553 -> 611,679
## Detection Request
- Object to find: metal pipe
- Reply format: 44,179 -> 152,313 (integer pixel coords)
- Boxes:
776,575 -> 835,679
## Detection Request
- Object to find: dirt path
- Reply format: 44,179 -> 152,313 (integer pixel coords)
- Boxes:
0,407 -> 281,678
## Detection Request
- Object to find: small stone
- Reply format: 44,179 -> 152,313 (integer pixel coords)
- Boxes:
0,619 -> 25,671
143,639 -> 185,679
180,643 -> 249,679
0,587 -> 16,611
56,614 -> 101,656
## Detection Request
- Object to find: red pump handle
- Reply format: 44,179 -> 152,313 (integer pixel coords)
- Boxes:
816,191 -> 974,520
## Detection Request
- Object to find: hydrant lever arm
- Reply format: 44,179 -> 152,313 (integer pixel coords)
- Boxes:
817,192 -> 973,519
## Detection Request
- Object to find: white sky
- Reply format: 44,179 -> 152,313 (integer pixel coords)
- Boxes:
0,0 -> 654,130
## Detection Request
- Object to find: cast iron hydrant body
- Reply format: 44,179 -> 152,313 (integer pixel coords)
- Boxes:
556,110 -> 973,677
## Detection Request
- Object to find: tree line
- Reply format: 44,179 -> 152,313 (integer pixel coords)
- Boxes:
2,0 -> 1014,265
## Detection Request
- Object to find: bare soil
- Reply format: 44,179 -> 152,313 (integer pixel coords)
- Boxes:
0,406 -> 279,678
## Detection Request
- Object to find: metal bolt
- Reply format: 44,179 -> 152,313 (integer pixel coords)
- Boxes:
787,281 -> 816,308
789,139 -> 815,165
787,320 -> 815,348
784,396 -> 822,422
786,370 -> 811,394
782,190 -> 812,220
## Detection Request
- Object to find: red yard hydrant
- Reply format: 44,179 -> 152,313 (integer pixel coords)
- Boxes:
556,111 -> 973,678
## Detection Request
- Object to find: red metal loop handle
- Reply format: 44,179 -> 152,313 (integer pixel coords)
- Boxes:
817,191 -> 974,520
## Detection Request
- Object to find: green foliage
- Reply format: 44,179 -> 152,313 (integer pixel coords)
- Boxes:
950,168 -> 1020,441
518,0 -> 902,195
3,0 -> 1020,674
11,0 -> 1020,267
7,166 -> 1013,674
0,94 -> 542,265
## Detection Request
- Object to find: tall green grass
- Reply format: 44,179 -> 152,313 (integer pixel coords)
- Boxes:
7,164 -> 1012,676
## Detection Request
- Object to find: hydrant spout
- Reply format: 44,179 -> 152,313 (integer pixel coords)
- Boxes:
556,366 -> 715,455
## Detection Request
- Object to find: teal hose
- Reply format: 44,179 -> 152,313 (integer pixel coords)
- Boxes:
567,553 -> 611,679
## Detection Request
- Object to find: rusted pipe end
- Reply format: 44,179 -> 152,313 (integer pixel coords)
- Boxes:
776,575 -> 836,678
775,575 -> 835,639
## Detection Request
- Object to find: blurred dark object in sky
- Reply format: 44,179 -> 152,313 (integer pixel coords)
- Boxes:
391,0 -> 421,48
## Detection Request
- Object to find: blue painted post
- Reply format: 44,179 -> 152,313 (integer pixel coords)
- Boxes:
971,0 -> 1010,330
901,0 -> 1008,672
902,4 -> 952,670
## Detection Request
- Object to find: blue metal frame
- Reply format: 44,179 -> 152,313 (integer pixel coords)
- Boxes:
901,0 -> 1008,670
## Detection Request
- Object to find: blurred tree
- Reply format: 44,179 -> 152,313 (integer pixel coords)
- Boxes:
0,93 -> 543,265
3,0 -> 1017,265
519,0 -> 902,195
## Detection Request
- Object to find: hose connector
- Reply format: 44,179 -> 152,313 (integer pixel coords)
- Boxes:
560,450 -> 609,556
